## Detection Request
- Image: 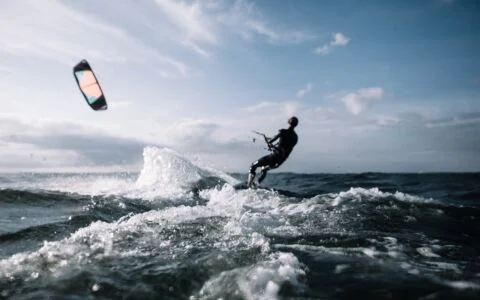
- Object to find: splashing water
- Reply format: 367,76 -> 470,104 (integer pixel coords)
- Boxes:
0,149 -> 479,299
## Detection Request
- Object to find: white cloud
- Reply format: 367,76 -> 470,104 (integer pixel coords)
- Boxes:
283,101 -> 302,116
153,0 -> 217,56
314,32 -> 350,56
426,113 -> 480,128
182,40 -> 211,58
142,0 -> 317,59
0,143 -> 83,169
245,20 -> 280,41
242,101 -> 302,116
314,45 -> 330,56
242,20 -> 315,45
243,101 -> 278,112
159,0 -> 316,47
0,116 -> 146,169
331,33 -> 350,46
296,83 -> 313,98
155,0 -> 217,44
0,0 -> 315,78
0,64 -> 19,74
377,116 -> 401,126
166,119 -> 218,142
2,106 -> 478,173
0,2 -> 477,173
334,87 -> 385,115
109,101 -> 132,109
0,0 -> 190,77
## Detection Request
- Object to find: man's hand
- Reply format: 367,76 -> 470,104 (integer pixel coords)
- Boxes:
251,130 -> 276,151
266,140 -> 277,152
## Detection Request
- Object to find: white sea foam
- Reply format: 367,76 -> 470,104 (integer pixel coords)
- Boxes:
0,205 -> 218,280
330,187 -> 435,206
130,147 -> 237,200
368,236 -> 404,259
0,180 -> 297,284
1,173 -> 137,197
425,261 -> 462,274
417,247 -> 441,258
443,280 -> 480,290
1,147 -> 239,201
135,147 -> 215,198
274,197 -> 322,216
2,147 -> 466,299
0,147 -> 311,300
334,264 -> 350,274
203,184 -> 300,238
272,243 -> 383,259
194,252 -> 305,300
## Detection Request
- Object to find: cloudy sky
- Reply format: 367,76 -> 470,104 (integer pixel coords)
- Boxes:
1,0 -> 479,173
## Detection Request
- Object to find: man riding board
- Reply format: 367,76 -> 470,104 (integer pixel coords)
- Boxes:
247,116 -> 298,187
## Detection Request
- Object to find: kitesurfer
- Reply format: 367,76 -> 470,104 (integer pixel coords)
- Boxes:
247,116 -> 298,187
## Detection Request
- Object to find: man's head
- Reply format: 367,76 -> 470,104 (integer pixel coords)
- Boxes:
288,116 -> 298,128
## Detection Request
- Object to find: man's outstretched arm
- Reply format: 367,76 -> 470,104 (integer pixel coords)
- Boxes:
268,132 -> 280,144
267,132 -> 280,149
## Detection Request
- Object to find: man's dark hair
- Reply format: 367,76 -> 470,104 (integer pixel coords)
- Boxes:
289,116 -> 298,128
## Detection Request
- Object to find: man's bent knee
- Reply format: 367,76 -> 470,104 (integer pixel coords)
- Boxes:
249,161 -> 259,174
258,166 -> 270,183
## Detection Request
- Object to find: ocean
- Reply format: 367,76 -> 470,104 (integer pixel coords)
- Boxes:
0,147 -> 479,300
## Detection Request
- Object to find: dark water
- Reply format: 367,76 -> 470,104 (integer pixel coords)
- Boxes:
0,148 -> 479,299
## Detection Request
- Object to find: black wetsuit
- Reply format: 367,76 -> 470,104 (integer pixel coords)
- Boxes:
249,128 -> 298,184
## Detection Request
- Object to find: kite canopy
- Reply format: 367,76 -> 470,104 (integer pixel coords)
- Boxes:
73,59 -> 107,111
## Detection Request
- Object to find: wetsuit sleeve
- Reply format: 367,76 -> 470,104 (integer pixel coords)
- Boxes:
268,130 -> 282,144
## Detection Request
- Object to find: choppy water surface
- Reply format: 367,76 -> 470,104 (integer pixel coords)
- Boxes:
1,147 -> 479,299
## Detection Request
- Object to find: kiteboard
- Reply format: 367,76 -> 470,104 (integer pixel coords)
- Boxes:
233,182 -> 301,197
233,182 -> 258,190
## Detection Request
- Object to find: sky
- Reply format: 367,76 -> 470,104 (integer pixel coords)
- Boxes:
0,0 -> 479,173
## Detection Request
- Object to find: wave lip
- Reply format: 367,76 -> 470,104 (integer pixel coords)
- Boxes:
331,187 -> 435,206
134,147 -> 238,199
